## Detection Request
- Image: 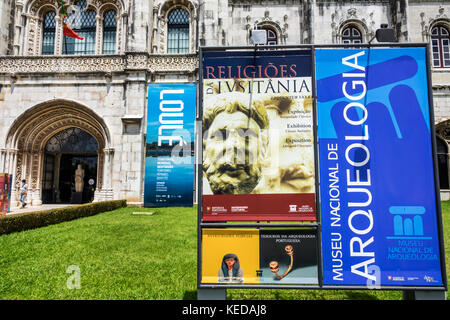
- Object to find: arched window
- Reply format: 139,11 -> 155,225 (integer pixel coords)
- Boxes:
45,127 -> 98,154
431,25 -> 450,68
167,8 -> 189,53
63,0 -> 96,55
256,25 -> 278,45
437,136 -> 449,189
102,10 -> 117,54
42,11 -> 56,55
342,26 -> 363,44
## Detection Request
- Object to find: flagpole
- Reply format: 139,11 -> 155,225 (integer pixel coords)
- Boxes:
61,0 -> 66,54
60,0 -> 84,54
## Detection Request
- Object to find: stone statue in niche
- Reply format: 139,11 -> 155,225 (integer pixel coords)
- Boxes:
75,164 -> 85,192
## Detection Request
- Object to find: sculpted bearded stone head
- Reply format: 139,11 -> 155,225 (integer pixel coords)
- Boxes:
203,92 -> 269,194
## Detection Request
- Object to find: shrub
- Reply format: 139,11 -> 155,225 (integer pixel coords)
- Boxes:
0,200 -> 127,235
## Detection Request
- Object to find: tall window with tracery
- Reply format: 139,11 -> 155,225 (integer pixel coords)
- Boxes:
342,26 -> 363,44
102,10 -> 117,54
63,0 -> 96,55
42,11 -> 56,55
431,25 -> 450,68
167,8 -> 190,53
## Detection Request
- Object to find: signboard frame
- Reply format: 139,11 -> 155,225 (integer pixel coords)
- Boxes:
197,43 -> 447,292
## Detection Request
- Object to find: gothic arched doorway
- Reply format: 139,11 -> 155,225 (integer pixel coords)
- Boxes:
436,136 -> 449,190
3,99 -> 113,208
42,127 -> 99,204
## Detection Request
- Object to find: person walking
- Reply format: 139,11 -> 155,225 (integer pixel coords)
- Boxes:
20,179 -> 28,208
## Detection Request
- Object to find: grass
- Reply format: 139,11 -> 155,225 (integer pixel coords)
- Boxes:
0,207 -> 197,300
0,202 -> 448,300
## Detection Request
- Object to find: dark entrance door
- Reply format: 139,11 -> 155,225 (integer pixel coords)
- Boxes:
59,155 -> 98,203
42,127 -> 99,204
42,154 -> 55,203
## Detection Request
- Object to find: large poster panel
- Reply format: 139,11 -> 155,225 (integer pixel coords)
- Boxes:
258,229 -> 318,285
201,50 -> 316,221
201,228 -> 318,285
316,48 -> 444,287
144,84 -> 196,207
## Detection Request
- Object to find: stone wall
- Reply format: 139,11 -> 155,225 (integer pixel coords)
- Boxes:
0,53 -> 197,206
407,1 -> 450,126
313,0 -> 390,44
224,1 -> 302,46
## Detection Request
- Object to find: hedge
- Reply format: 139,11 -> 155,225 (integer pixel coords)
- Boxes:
0,200 -> 127,235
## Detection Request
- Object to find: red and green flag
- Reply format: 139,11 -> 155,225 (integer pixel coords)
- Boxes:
61,0 -> 84,40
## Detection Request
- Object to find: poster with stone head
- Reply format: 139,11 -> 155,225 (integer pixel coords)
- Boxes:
201,49 -> 316,221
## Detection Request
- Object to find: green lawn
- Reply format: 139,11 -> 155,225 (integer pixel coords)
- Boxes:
0,202 -> 448,300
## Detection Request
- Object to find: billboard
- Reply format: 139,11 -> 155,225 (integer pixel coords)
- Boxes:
0,173 -> 11,216
201,50 -> 316,221
144,84 -> 196,207
198,45 -> 446,292
201,228 -> 318,285
316,47 -> 444,287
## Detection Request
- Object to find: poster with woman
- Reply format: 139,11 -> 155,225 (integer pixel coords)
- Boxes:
201,228 -> 318,286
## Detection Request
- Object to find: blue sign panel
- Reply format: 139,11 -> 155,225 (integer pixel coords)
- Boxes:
316,48 -> 444,287
144,84 -> 196,207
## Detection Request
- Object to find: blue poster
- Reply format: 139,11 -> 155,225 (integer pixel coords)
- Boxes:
316,48 -> 444,287
144,84 -> 196,207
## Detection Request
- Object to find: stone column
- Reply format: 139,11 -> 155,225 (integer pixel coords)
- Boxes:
102,149 -> 109,201
14,1 -> 24,55
31,151 -> 43,206
8,149 -> 18,208
95,14 -> 103,54
0,149 -> 6,173
55,15 -> 63,55
25,16 -> 39,55
151,6 -> 159,53
21,151 -> 32,205
102,148 -> 114,200
93,150 -> 102,202
118,12 -> 127,53
109,148 -> 115,199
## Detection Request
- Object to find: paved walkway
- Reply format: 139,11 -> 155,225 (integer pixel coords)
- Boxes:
6,204 -> 71,216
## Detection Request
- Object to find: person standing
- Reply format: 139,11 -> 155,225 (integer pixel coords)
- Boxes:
20,179 -> 28,208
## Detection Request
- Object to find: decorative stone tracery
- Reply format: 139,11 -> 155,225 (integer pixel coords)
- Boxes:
254,10 -> 286,45
436,119 -> 450,142
331,7 -> 373,43
420,6 -> 450,42
0,53 -> 199,74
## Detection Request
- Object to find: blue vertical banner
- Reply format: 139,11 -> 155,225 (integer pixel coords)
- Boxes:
144,84 -> 196,207
316,48 -> 444,287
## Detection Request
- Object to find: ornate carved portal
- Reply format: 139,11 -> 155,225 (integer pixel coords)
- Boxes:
4,100 -> 112,207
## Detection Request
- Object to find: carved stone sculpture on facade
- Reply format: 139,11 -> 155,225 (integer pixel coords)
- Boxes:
75,163 -> 85,192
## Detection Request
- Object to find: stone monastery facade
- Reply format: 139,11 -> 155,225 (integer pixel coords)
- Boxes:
0,0 -> 449,208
